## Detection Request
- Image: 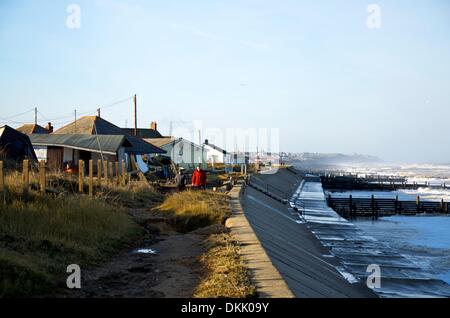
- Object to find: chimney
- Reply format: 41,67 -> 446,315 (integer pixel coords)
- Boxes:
150,121 -> 157,131
204,139 -> 209,145
46,122 -> 54,133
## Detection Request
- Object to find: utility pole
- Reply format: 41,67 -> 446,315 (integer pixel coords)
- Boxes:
134,94 -> 137,136
34,107 -> 37,125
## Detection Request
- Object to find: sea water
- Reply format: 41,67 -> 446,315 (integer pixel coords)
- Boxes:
352,216 -> 450,285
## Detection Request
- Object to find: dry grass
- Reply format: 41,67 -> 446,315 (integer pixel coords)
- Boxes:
155,190 -> 231,233
0,170 -> 151,297
193,234 -> 257,298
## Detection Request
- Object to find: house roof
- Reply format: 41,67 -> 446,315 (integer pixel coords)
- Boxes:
144,137 -> 204,150
53,116 -> 165,154
121,128 -> 163,139
204,142 -> 227,155
144,137 -> 176,148
16,124 -> 50,135
30,134 -> 132,156
0,125 -> 38,161
54,116 -> 124,135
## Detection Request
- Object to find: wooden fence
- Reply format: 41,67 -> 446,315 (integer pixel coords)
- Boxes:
0,159 -> 129,197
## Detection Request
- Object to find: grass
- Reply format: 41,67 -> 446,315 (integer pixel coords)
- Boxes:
193,234 -> 257,298
155,190 -> 256,298
0,171 -> 154,298
155,190 -> 231,233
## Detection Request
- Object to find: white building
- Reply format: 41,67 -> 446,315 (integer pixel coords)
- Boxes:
146,137 -> 207,169
202,139 -> 232,165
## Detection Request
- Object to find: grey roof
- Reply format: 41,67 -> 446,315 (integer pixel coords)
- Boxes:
121,128 -> 163,139
126,135 -> 166,154
53,116 -> 166,154
30,134 -> 131,155
204,142 -> 227,154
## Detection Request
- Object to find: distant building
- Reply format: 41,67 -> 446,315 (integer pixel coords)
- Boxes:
146,137 -> 207,169
203,139 -> 232,165
0,125 -> 37,167
230,152 -> 249,165
16,122 -> 53,135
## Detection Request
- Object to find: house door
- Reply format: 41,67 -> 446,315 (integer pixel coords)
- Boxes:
47,147 -> 64,171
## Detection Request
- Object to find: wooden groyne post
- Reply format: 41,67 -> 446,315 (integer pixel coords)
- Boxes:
416,196 -> 421,214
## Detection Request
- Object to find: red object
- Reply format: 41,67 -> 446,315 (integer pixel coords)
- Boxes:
192,169 -> 207,187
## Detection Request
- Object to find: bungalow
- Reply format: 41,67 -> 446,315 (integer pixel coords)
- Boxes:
145,137 -> 207,169
55,115 -> 164,157
202,139 -> 232,165
29,134 -> 135,172
0,125 -> 37,167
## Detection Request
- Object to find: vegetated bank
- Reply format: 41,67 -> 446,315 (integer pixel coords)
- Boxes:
0,169 -> 255,298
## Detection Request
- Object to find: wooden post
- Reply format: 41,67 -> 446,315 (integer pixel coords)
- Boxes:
416,195 -> 421,214
103,160 -> 108,185
371,194 -> 375,219
88,159 -> 93,196
23,159 -> 29,195
349,194 -> 353,218
97,159 -> 102,188
109,162 -> 113,185
115,161 -> 120,185
121,160 -> 126,186
78,160 -> 84,193
394,195 -> 399,215
39,160 -> 46,193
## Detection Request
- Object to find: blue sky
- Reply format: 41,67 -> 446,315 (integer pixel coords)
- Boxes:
1,0 -> 449,163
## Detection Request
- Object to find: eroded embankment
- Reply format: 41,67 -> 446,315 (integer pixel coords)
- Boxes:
240,168 -> 376,298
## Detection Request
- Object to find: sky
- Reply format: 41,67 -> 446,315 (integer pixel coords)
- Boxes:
1,0 -> 450,163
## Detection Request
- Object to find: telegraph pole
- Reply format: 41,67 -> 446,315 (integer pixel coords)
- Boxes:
134,94 -> 137,136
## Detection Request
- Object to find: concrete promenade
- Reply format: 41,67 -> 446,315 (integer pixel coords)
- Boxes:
240,169 -> 375,298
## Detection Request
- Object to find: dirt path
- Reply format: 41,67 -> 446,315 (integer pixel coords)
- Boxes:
65,209 -> 223,298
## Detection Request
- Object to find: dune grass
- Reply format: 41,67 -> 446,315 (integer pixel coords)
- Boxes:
193,234 -> 257,298
155,190 -> 231,233
0,171 -> 149,297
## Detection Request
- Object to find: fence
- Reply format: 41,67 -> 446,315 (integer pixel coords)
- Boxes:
0,159 -> 130,197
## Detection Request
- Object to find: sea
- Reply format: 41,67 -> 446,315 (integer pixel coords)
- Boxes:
324,163 -> 450,291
